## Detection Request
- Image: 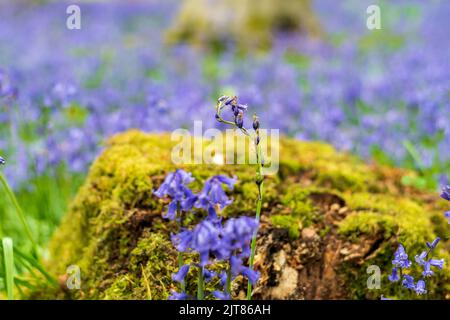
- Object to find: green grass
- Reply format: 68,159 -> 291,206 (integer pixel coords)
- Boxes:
1,238 -> 14,300
0,167 -> 83,299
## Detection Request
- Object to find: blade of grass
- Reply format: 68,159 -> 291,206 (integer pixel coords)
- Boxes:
13,247 -> 57,284
2,237 -> 14,300
0,172 -> 38,254
402,140 -> 425,171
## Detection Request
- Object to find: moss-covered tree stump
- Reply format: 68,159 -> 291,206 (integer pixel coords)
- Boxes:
165,0 -> 322,50
32,130 -> 449,299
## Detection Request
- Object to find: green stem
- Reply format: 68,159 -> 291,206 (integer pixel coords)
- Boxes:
247,141 -> 264,300
0,173 -> 37,253
216,100 -> 264,300
226,263 -> 232,295
197,265 -> 204,300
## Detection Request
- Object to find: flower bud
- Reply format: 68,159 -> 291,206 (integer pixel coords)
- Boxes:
252,115 -> 260,130
235,111 -> 244,128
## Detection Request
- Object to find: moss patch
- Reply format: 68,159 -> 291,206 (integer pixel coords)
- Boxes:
29,130 -> 450,299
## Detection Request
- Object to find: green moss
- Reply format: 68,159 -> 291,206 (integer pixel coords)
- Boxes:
29,130 -> 449,300
270,214 -> 301,239
338,191 -> 450,299
338,211 -> 397,240
340,193 -> 434,249
281,187 -> 317,225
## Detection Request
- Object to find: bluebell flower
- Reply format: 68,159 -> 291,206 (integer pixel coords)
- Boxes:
231,103 -> 247,117
0,156 -> 5,165
203,269 -> 216,282
388,267 -> 400,282
191,220 -> 221,266
402,275 -> 415,290
429,258 -> 444,270
212,290 -> 231,300
426,237 -> 440,249
171,229 -> 193,252
252,115 -> 260,130
445,211 -> 450,224
223,96 -> 236,106
168,291 -> 189,300
441,185 -> 450,201
154,169 -> 198,220
219,271 -> 228,287
380,295 -> 392,300
415,251 -> 428,266
392,244 -> 411,268
241,267 -> 260,285
422,262 -> 434,277
195,175 -> 237,217
165,200 -> 178,220
414,280 -> 427,295
228,255 -> 260,285
172,264 -> 190,283
235,111 -> 244,129
222,217 -> 258,257
154,169 -> 195,199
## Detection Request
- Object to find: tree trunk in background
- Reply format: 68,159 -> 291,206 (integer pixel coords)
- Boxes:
165,0 -> 322,50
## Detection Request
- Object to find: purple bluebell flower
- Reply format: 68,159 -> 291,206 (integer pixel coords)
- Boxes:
0,156 -> 5,165
212,290 -> 231,300
445,211 -> 450,224
232,103 -> 247,117
203,269 -> 216,282
252,115 -> 260,131
172,264 -> 190,283
228,255 -> 260,286
195,175 -> 237,218
221,217 -> 258,257
171,229 -> 193,252
441,185 -> 450,201
426,237 -> 440,249
154,169 -> 195,199
154,169 -> 198,220
415,251 -> 428,266
422,262 -> 434,277
165,200 -> 178,220
402,275 -> 415,290
392,244 -> 411,268
414,280 -> 427,295
219,271 -> 227,287
388,267 -> 400,282
223,96 -> 236,106
241,267 -> 260,285
235,111 -> 244,129
191,220 -> 221,266
429,258 -> 444,270
168,291 -> 189,300
380,296 -> 392,300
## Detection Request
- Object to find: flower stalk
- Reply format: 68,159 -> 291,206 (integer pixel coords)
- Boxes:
215,96 -> 264,300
